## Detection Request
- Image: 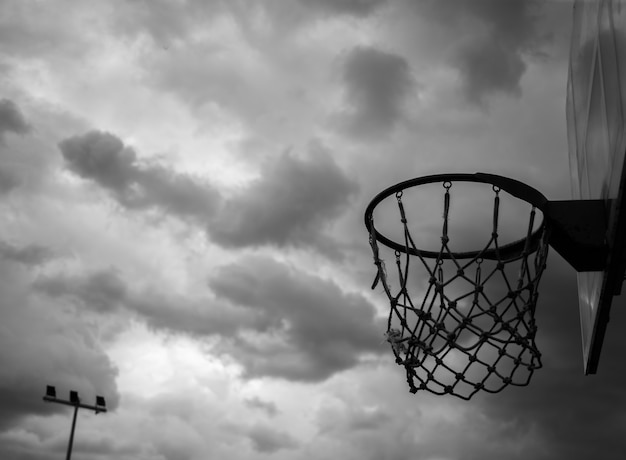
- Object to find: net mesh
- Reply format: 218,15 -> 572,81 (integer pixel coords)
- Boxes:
368,181 -> 549,400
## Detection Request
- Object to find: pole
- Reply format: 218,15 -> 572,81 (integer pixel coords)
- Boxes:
65,405 -> 79,460
42,387 -> 107,459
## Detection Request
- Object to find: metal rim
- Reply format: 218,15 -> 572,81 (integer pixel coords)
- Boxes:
364,172 -> 550,260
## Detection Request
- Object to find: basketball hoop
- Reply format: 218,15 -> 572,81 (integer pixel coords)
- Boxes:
365,173 -> 551,400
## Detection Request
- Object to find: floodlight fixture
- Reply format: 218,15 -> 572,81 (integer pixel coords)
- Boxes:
42,385 -> 108,460
46,385 -> 56,398
95,396 -> 106,408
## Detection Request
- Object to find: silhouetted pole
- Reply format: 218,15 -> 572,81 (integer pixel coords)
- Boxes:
66,405 -> 79,460
42,386 -> 107,460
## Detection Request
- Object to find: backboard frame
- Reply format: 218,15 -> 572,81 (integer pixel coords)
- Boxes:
566,0 -> 626,374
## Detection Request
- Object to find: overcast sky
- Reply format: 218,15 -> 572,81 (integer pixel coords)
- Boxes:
1,1 -> 625,459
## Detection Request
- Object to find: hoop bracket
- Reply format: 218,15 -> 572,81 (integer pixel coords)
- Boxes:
545,200 -> 609,271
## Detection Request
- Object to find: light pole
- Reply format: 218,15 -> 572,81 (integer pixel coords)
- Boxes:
43,385 -> 107,460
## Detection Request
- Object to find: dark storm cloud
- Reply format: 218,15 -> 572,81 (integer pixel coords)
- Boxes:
60,131 -> 356,252
33,268 -> 251,336
0,241 -> 53,266
0,259 -> 119,431
457,0 -> 542,105
0,99 -> 30,142
247,424 -> 298,453
60,131 -> 136,191
456,37 -> 527,105
34,269 -> 127,313
211,143 -> 358,249
417,0 -> 545,105
208,255 -> 385,381
341,46 -> 414,136
473,256 -> 626,459
244,397 -> 279,416
300,0 -> 387,17
59,131 -> 220,221
131,291 -> 266,339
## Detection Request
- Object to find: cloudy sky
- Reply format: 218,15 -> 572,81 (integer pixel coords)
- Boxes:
1,0 -> 625,459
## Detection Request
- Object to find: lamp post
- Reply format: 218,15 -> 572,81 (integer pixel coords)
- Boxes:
43,385 -> 107,460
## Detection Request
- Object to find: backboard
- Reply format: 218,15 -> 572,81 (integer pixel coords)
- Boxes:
566,0 -> 626,374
